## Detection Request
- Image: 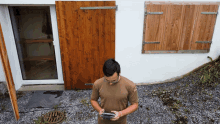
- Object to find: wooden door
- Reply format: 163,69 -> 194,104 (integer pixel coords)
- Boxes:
55,1 -> 115,90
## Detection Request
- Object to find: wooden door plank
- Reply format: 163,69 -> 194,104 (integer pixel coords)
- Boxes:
0,23 -> 19,120
109,2 -> 116,60
104,1 -> 115,60
144,4 -> 166,51
55,1 -> 70,89
69,1 -> 80,89
77,1 -> 87,89
90,1 -> 99,81
98,1 -> 106,78
66,1 -> 76,89
104,1 -> 111,60
77,1 -> 91,89
190,5 -> 218,50
83,1 -> 93,87
178,5 -> 197,50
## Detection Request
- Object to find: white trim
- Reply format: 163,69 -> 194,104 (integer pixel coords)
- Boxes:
50,5 -> 64,83
4,5 -> 23,83
22,79 -> 63,85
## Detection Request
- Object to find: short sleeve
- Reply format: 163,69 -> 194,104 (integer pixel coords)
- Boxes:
128,84 -> 138,105
91,81 -> 99,101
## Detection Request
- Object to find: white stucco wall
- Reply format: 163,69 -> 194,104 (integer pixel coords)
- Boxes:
0,4 -> 22,90
0,0 -> 220,91
0,57 -> 6,82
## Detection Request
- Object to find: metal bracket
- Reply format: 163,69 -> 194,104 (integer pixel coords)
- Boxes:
144,50 -> 209,54
85,83 -> 94,86
145,12 -> 163,15
80,5 -> 118,10
143,41 -> 160,44
196,41 -> 212,44
201,12 -> 218,14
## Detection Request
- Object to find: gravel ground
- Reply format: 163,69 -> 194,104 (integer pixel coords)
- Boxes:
0,56 -> 220,124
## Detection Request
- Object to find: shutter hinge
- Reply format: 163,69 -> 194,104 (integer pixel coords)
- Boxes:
196,41 -> 212,44
201,12 -> 218,15
145,12 -> 163,15
143,41 -> 160,44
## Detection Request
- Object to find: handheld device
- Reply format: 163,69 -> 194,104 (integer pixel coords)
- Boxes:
100,112 -> 116,120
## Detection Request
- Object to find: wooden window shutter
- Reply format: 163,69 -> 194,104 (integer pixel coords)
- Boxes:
142,2 -> 219,54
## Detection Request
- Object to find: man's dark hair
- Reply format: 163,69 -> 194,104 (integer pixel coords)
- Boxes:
103,58 -> 121,77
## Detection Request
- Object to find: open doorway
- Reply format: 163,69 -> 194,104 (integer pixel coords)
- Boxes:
8,6 -> 58,80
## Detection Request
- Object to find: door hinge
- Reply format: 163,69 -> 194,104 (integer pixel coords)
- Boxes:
201,12 -> 218,15
80,5 -> 118,10
85,83 -> 94,86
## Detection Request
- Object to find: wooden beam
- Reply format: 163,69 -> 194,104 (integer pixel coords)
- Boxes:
0,23 -> 20,120
22,39 -> 53,43
23,56 -> 55,61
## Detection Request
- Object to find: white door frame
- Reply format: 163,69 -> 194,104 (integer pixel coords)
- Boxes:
5,4 -> 64,85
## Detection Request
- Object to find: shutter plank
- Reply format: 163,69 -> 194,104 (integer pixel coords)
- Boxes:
178,5 -> 197,50
144,4 -> 166,51
190,5 -> 218,50
203,5 -> 218,50
164,4 -> 183,51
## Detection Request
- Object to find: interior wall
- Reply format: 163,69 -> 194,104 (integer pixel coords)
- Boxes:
18,7 -> 53,57
0,0 -> 220,88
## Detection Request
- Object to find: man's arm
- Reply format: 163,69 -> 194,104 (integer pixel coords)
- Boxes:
90,100 -> 102,113
120,103 -> 138,117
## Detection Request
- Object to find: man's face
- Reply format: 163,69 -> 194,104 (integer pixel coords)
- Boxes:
104,72 -> 120,85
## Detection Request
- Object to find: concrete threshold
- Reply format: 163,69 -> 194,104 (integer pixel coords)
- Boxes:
17,84 -> 65,91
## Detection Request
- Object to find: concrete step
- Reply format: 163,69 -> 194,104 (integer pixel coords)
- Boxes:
18,84 -> 65,91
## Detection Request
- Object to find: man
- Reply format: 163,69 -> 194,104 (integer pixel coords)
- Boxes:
90,58 -> 139,124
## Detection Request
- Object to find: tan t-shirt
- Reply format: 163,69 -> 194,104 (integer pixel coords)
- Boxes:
91,75 -> 139,124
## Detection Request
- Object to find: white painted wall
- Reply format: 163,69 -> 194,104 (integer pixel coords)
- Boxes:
0,57 -> 6,82
0,4 -> 22,90
0,0 -> 220,90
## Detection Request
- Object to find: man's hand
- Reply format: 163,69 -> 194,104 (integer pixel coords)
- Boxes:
110,111 -> 121,121
99,109 -> 105,120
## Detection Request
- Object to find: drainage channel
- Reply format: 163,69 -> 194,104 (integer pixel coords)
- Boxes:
43,110 -> 65,123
